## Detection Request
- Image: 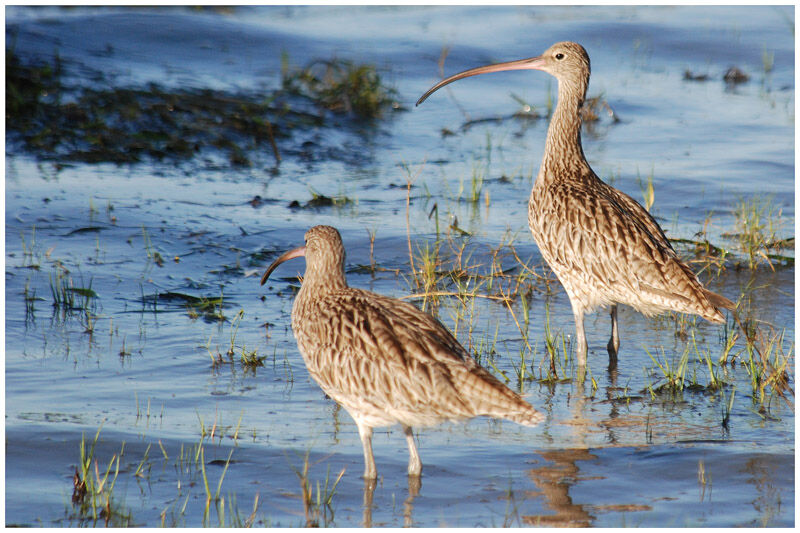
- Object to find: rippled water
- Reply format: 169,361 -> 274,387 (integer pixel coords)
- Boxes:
5,6 -> 794,527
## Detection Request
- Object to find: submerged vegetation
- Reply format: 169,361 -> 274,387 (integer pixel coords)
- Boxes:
6,47 -> 399,167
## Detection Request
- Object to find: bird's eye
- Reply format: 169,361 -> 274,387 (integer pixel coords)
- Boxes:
555,53 -> 565,60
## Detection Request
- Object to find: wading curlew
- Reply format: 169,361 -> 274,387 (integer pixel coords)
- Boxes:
260,225 -> 543,479
417,41 -> 735,368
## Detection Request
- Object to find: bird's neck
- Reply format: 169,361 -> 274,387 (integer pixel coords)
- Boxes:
296,266 -> 348,301
539,77 -> 591,182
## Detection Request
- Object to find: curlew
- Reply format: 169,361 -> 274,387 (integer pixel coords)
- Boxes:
417,41 -> 735,368
260,225 -> 543,479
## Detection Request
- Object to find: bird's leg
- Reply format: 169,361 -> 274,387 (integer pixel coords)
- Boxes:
362,477 -> 377,527
607,304 -> 620,363
356,422 -> 377,479
573,307 -> 588,368
403,425 -> 422,477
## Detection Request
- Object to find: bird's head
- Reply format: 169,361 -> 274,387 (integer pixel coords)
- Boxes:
416,41 -> 590,106
260,225 -> 346,286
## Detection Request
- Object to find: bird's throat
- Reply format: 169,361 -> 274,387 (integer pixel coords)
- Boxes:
539,81 -> 590,182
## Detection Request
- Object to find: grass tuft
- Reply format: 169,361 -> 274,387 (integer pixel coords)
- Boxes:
728,195 -> 791,270
282,56 -> 398,119
70,424 -> 131,526
289,449 -> 345,527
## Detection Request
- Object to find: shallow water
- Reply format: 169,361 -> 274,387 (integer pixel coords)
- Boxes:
5,5 -> 794,527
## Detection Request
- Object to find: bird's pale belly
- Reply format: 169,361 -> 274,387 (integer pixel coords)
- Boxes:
528,207 -> 613,314
534,237 -> 613,313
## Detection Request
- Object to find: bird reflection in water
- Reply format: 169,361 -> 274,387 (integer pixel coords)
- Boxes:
361,475 -> 420,527
523,448 -> 597,527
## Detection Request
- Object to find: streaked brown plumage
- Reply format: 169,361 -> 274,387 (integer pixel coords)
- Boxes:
417,41 -> 735,366
261,225 -> 543,479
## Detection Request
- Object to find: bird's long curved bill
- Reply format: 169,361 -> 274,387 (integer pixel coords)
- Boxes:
416,55 -> 546,106
260,246 -> 306,285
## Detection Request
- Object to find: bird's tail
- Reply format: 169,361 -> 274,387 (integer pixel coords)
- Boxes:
703,288 -> 736,311
501,402 -> 546,427
702,288 -> 736,323
462,365 -> 545,427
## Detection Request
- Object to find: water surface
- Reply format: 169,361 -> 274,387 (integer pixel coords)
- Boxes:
5,5 -> 794,527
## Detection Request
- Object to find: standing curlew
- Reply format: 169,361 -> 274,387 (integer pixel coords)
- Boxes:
417,41 -> 735,368
260,225 -> 543,479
